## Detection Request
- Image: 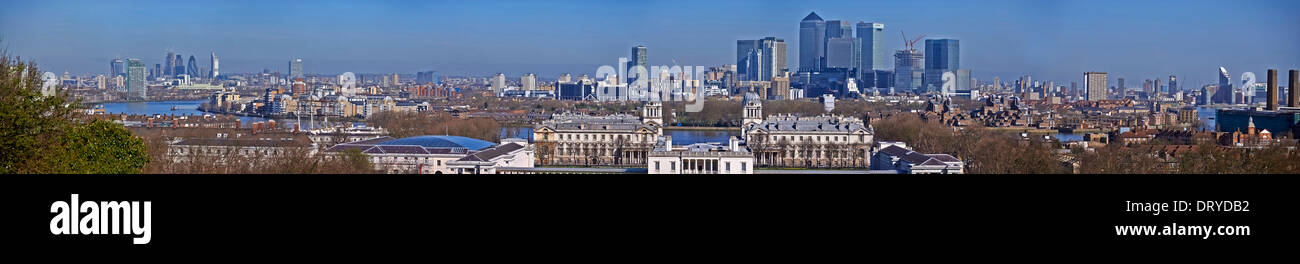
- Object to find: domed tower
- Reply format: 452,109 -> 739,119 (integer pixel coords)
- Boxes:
643,101 -> 664,133
742,92 -> 764,130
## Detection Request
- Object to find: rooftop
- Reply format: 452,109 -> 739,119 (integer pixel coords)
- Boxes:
376,135 -> 495,151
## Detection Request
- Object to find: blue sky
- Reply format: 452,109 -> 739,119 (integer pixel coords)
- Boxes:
2,0 -> 1297,86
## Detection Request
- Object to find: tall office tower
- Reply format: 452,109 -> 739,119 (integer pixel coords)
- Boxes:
1071,82 -> 1078,98
993,77 -> 1001,91
164,51 -> 175,76
522,73 -> 537,91
173,55 -> 184,76
1084,72 -> 1108,101
736,37 -> 786,82
1117,78 -> 1125,96
823,20 -> 852,68
627,45 -> 647,84
799,12 -> 825,71
1266,69 -> 1278,110
1290,70 -> 1299,107
824,37 -> 856,69
210,52 -> 219,79
856,22 -> 885,77
289,58 -> 304,80
187,55 -> 199,78
1154,78 -> 1162,97
1168,75 -> 1177,93
894,49 -> 924,92
1209,67 -> 1235,104
392,73 -> 399,84
491,73 -> 506,94
126,58 -> 147,100
736,39 -> 758,81
922,39 -> 959,92
153,64 -> 160,79
762,37 -> 787,82
110,58 -> 125,77
1143,79 -> 1153,95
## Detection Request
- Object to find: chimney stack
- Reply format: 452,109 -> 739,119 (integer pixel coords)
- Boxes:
1266,69 -> 1277,110
1289,69 -> 1298,108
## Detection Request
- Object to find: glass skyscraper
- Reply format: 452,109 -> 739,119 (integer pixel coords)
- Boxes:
799,12 -> 825,72
894,50 -> 924,93
110,58 -> 125,78
629,45 -> 647,84
856,22 -> 885,73
923,39 -> 960,91
126,58 -> 147,100
737,37 -> 786,82
289,58 -> 304,80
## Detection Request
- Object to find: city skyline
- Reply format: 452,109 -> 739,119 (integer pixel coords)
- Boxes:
2,0 -> 1298,85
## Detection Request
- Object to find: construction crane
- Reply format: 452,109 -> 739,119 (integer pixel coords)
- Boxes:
901,31 -> 925,52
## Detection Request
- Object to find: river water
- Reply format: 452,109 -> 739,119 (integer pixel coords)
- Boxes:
100,100 -> 357,130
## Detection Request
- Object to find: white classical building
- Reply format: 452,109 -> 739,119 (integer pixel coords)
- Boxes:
531,101 -> 664,166
647,137 -> 754,174
740,93 -> 874,168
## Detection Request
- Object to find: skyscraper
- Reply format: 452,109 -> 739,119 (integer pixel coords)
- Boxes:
110,57 -> 125,77
1117,78 -> 1126,96
491,73 -> 506,94
1084,72 -> 1108,101
164,51 -> 175,77
522,73 -> 537,91
856,22 -> 885,74
799,12 -> 825,71
210,52 -> 219,79
762,37 -> 787,82
736,37 -> 786,82
1168,75 -> 1177,93
1213,67 -> 1233,104
289,58 -> 304,80
894,50 -> 924,92
824,37 -> 855,69
629,46 -> 647,84
126,58 -> 147,100
736,39 -> 758,81
923,39 -> 959,91
1153,77 -> 1162,97
173,55 -> 184,77
187,55 -> 199,78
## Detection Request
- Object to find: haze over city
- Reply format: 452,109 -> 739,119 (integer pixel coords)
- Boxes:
3,0 -> 1298,84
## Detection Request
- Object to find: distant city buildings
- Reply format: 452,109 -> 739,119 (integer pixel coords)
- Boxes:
416,71 -> 439,85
